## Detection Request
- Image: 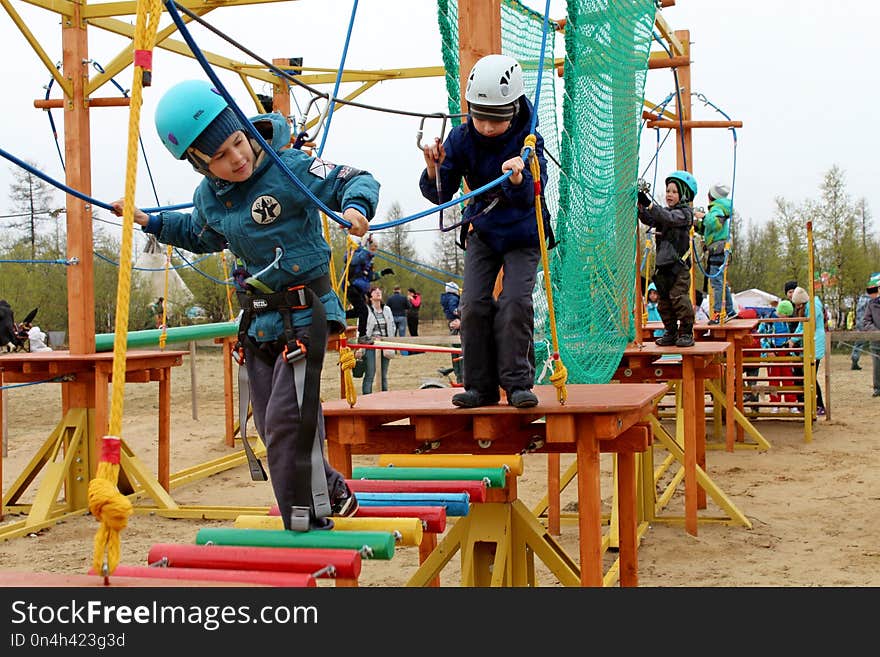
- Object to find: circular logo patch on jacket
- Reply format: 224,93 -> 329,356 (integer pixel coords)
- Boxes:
251,195 -> 282,224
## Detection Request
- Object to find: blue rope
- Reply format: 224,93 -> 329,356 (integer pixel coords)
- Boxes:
0,376 -> 66,391
374,248 -> 462,281
370,253 -> 452,287
0,258 -> 75,265
652,31 -> 688,171
93,250 -> 213,272
316,0 -> 358,158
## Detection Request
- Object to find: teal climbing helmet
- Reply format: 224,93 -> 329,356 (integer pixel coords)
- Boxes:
665,170 -> 698,202
155,80 -> 228,160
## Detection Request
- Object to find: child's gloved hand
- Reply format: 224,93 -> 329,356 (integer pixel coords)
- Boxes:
380,268 -> 395,277
637,191 -> 653,208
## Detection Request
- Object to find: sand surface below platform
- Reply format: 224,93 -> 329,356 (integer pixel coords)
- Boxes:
1,336 -> 878,587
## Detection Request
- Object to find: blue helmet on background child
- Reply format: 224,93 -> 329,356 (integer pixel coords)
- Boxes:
665,170 -> 698,202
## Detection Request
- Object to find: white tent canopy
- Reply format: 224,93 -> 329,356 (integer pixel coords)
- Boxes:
733,288 -> 780,310
133,236 -> 194,315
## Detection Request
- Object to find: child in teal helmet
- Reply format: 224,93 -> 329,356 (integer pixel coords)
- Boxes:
637,170 -> 696,347
113,79 -> 381,531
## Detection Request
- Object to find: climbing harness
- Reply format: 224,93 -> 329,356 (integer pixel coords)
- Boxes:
234,275 -> 332,530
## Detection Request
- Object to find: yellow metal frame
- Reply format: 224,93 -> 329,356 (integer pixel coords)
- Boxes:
1,405 -> 272,540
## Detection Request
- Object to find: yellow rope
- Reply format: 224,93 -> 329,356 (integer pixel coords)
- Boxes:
324,213 -> 359,405
524,134 -> 567,404
220,251 -> 235,320
88,0 -> 162,576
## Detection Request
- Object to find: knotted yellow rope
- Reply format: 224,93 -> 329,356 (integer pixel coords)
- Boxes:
524,134 -> 567,404
88,437 -> 133,576
89,0 -> 163,576
338,345 -> 358,407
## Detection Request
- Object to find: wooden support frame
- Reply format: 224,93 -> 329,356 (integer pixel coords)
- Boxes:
323,384 -> 665,587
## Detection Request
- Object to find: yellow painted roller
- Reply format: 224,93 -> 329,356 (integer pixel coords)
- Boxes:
377,453 -> 524,476
233,515 -> 423,546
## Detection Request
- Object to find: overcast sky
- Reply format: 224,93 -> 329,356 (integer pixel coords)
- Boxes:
0,0 -> 876,261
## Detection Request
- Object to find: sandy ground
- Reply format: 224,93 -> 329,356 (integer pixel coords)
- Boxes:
1,336 -> 878,587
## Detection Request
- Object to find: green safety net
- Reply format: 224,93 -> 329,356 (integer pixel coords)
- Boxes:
435,0 -> 656,384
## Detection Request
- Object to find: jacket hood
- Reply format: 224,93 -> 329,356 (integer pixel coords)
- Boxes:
709,197 -> 733,216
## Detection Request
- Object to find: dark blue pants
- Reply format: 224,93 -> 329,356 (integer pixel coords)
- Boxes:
460,232 -> 539,396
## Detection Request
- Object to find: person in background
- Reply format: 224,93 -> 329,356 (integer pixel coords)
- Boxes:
637,170 -> 697,347
694,289 -> 711,322
441,281 -> 463,384
406,287 -> 421,337
693,182 -> 737,323
362,286 -> 395,394
386,285 -> 409,338
860,281 -> 880,397
851,282 -> 878,370
346,235 -> 394,339
149,296 -> 165,329
113,79 -> 377,530
645,282 -> 664,337
790,286 -> 827,415
25,323 -> 52,352
765,300 -> 797,413
783,280 -> 798,301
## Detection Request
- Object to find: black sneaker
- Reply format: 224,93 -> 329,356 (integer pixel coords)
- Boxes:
852,363 -> 862,370
331,483 -> 359,517
676,333 -> 695,347
508,389 -> 539,408
655,332 -> 677,347
451,389 -> 499,408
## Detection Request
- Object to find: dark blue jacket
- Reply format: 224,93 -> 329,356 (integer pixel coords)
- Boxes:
440,292 -> 460,321
347,247 -> 378,295
419,96 -> 551,254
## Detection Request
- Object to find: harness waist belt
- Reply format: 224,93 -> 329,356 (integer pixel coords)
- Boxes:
237,275 -> 332,313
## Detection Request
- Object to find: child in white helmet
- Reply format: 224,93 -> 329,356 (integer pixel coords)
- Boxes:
113,80 -> 380,530
420,54 -> 555,408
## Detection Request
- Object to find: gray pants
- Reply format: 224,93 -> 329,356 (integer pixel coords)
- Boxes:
852,341 -> 866,365
245,336 -> 347,529
873,342 -> 880,394
460,232 -> 539,395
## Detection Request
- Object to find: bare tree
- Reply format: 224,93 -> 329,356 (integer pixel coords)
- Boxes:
7,163 -> 58,260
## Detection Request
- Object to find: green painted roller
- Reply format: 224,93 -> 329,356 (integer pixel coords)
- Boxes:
195,527 -> 395,560
352,466 -> 507,488
95,321 -> 239,351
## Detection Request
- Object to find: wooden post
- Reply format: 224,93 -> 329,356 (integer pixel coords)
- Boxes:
457,0 -> 502,111
189,340 -> 198,421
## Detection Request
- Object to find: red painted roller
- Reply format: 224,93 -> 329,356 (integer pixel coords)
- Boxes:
345,479 -> 487,502
146,543 -> 361,579
90,565 -> 315,587
265,505 -> 447,533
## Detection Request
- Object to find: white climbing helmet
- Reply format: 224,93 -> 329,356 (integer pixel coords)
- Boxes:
465,54 -> 525,107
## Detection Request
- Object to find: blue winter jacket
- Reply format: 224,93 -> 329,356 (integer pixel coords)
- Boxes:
419,96 -> 551,254
440,292 -> 460,321
144,112 -> 380,342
